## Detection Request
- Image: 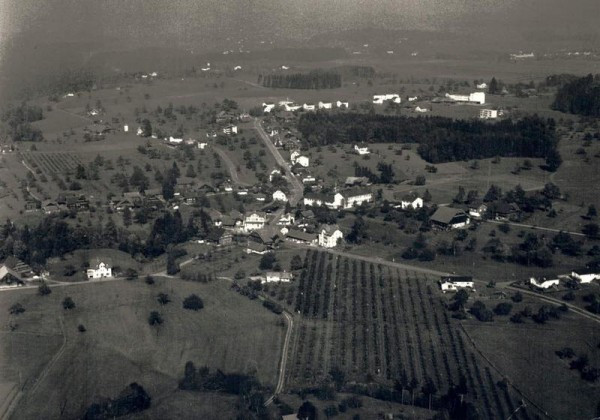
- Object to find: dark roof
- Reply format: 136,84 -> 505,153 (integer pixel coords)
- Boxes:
441,275 -> 473,282
401,191 -> 420,202
305,192 -> 333,202
301,210 -> 315,219
430,207 -> 469,225
321,224 -> 341,235
286,229 -> 316,242
246,242 -> 267,252
343,187 -> 371,197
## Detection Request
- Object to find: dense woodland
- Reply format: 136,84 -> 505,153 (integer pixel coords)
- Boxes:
297,113 -> 559,164
259,70 -> 342,89
552,73 -> 600,117
0,103 -> 44,142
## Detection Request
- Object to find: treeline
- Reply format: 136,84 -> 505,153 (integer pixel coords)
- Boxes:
83,383 -> 151,420
179,362 -> 261,395
552,73 -> 600,117
333,65 -> 376,79
297,113 -> 558,164
259,70 -> 341,89
0,103 -> 44,142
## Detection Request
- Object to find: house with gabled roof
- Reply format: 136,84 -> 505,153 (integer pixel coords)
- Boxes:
400,192 -> 423,210
430,207 -> 470,230
318,225 -> 343,248
285,229 -> 317,245
439,276 -> 474,293
87,261 -> 112,279
0,265 -> 24,287
244,212 -> 267,232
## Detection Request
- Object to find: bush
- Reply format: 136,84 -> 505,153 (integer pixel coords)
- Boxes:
148,311 -> 163,326
78,324 -> 87,332
263,300 -> 283,314
183,294 -> 204,311
62,297 -> 76,310
125,268 -> 138,280
145,275 -> 155,285
511,292 -> 523,303
556,347 -> 575,359
509,313 -> 523,323
157,293 -> 170,305
38,282 -> 52,296
493,302 -> 513,316
9,303 -> 25,315
259,252 -> 277,270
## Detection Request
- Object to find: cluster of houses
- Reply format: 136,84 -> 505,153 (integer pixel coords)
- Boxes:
263,100 -> 349,114
529,267 -> 600,290
303,187 -> 373,210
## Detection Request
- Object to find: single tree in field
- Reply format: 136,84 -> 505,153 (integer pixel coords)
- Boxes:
38,282 -> 52,296
157,293 -> 170,305
148,311 -> 163,326
62,297 -> 76,310
297,401 -> 317,420
9,303 -> 25,315
145,275 -> 155,285
183,294 -> 204,311
453,186 -> 465,204
166,253 -> 179,275
587,205 -> 597,219
488,77 -> 499,94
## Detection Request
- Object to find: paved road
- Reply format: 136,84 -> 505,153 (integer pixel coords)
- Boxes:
253,119 -> 303,206
212,146 -> 250,187
487,219 -> 586,237
264,310 -> 293,406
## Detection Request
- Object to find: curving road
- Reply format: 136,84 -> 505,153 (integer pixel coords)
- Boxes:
264,310 -> 294,406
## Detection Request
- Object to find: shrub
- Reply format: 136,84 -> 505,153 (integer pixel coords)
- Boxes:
183,294 -> 204,311
556,347 -> 575,359
145,275 -> 155,285
493,302 -> 513,316
511,292 -> 523,303
62,297 -> 76,310
148,311 -> 163,326
38,282 -> 52,296
78,324 -> 87,332
9,303 -> 25,315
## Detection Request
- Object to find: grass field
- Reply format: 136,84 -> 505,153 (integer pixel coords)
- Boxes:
0,277 -> 285,419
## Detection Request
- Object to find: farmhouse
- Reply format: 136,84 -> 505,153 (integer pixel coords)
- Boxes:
169,136 -> 183,144
318,225 -> 344,248
318,101 -> 333,110
255,193 -> 266,202
439,276 -> 475,293
42,200 -> 62,214
265,271 -> 294,283
354,144 -> 370,155
430,207 -> 470,230
571,267 -> 600,283
278,213 -> 295,225
336,100 -> 349,108
263,102 -> 276,113
272,190 -> 288,202
400,192 -> 423,210
0,265 -> 24,287
479,109 -> 499,119
290,151 -> 309,167
302,175 -> 316,184
222,124 -> 238,135
529,276 -> 560,290
343,187 -> 373,209
491,202 -> 520,221
408,96 -> 418,101
87,261 -> 112,279
284,103 -> 302,112
303,103 -> 316,111
207,228 -> 233,246
373,94 -> 401,104
286,229 -> 317,245
304,192 -> 335,208
445,92 -> 486,104
244,212 -> 267,232
468,201 -> 488,219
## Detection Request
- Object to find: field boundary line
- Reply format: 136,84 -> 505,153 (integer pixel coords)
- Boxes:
458,324 -> 555,420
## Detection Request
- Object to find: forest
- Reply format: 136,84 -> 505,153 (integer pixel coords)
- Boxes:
0,102 -> 44,142
259,70 -> 342,89
551,73 -> 600,117
297,113 -> 559,164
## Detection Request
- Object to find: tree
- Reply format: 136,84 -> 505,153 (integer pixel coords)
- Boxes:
78,324 -> 87,332
290,255 -> 304,271
545,148 -> 562,172
423,189 -> 432,202
145,275 -> 155,285
166,253 -> 180,275
453,289 -> 469,310
415,175 -> 426,186
183,294 -> 204,311
148,311 -> 163,326
583,223 -> 600,239
157,293 -> 170,305
483,184 -> 502,202
62,297 -> 76,310
9,303 -> 25,315
298,401 -> 318,420
488,77 -> 499,94
347,216 -> 368,244
494,302 -> 513,316
587,205 -> 598,219
125,268 -> 138,280
542,182 -> 561,199
453,186 -> 465,204
422,377 -> 438,411
140,119 -> 152,137
259,252 -> 277,270
122,207 -> 132,227
38,282 -> 52,296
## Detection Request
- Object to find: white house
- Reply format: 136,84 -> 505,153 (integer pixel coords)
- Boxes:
318,101 -> 333,110
263,103 -> 276,113
571,268 -> 600,284
400,193 -> 423,210
415,106 -> 428,113
290,151 -> 309,167
136,127 -> 144,136
303,103 -> 316,111
197,141 -> 208,149
272,190 -> 288,202
529,277 -> 560,289
479,109 -> 498,119
284,103 -> 302,112
468,202 -> 488,219
302,175 -> 316,184
87,261 -> 112,279
343,187 -> 373,209
265,271 -> 294,283
277,213 -> 295,225
318,225 -> 344,248
169,136 -> 184,144
408,96 -> 418,102
269,169 -> 282,182
476,82 -> 488,89
336,100 -> 349,109
445,92 -> 485,104
244,212 -> 267,232
439,276 -> 474,293
222,125 -> 238,135
123,124 -> 129,132
354,144 -> 370,155
373,94 -> 401,104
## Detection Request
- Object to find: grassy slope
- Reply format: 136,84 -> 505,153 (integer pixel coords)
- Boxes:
0,277 -> 284,419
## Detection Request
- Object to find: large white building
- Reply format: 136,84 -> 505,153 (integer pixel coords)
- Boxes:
354,144 -> 370,155
87,261 -> 112,279
243,212 -> 267,232
290,151 -> 309,167
272,190 -> 288,202
445,92 -> 486,105
529,277 -> 560,289
439,276 -> 474,293
318,225 -> 344,248
373,94 -> 401,104
303,188 -> 372,210
318,101 -> 333,110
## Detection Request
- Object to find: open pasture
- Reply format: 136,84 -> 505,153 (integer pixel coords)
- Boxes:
0,277 -> 284,420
